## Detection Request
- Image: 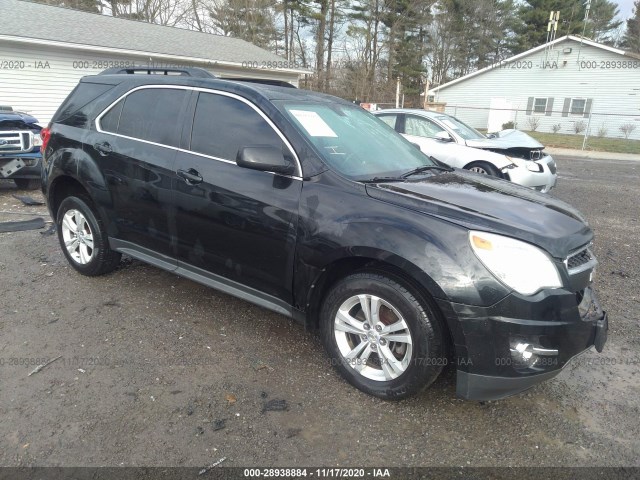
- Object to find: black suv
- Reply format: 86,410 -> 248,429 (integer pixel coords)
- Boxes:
42,68 -> 608,401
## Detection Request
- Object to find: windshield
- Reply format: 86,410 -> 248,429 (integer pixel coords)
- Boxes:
277,102 -> 436,181
436,114 -> 486,141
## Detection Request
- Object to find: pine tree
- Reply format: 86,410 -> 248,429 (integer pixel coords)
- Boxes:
622,0 -> 640,52
586,0 -> 622,44
514,0 -> 586,53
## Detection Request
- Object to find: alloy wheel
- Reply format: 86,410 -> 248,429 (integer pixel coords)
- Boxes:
334,294 -> 413,381
61,209 -> 95,265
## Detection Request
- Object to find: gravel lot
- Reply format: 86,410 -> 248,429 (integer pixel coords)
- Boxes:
0,156 -> 638,468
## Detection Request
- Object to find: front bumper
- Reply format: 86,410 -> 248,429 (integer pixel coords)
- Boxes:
439,285 -> 608,401
0,152 -> 42,179
503,154 -> 557,193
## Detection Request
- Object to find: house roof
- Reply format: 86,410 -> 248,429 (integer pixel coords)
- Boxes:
0,0 -> 309,74
431,35 -> 640,92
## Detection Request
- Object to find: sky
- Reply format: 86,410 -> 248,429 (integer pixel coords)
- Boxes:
614,0 -> 636,20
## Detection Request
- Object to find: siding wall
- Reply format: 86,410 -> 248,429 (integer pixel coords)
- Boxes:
432,40 -> 640,140
0,41 -> 300,124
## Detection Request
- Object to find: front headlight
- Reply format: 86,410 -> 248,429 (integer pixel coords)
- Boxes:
505,156 -> 543,172
469,231 -> 562,295
32,132 -> 43,147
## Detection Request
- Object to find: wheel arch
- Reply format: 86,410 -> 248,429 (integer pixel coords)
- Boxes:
303,249 -> 456,355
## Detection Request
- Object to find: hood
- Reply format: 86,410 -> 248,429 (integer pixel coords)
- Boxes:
0,111 -> 41,131
365,170 -> 591,259
466,129 -> 544,150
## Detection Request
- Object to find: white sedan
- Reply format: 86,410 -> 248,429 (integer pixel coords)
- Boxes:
372,109 -> 557,193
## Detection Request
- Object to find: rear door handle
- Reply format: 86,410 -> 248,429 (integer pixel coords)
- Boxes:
177,168 -> 203,185
94,142 -> 112,155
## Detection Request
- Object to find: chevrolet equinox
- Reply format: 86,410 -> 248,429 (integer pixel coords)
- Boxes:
41,68 -> 608,401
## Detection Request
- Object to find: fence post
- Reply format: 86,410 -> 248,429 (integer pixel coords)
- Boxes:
582,101 -> 593,151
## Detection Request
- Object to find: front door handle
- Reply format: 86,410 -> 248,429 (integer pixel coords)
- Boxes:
94,141 -> 112,155
177,168 -> 203,185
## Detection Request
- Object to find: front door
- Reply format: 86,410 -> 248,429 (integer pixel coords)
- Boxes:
173,91 -> 302,305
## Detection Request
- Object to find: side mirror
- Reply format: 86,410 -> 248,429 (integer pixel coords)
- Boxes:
411,142 -> 422,151
434,131 -> 453,142
236,146 -> 295,175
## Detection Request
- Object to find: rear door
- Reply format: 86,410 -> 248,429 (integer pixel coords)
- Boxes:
173,90 -> 302,306
90,86 -> 190,265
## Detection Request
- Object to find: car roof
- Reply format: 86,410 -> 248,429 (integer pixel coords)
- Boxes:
82,73 -> 352,106
373,108 -> 448,119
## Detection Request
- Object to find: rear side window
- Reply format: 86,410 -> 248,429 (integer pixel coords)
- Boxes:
53,82 -> 115,127
190,92 -> 285,161
377,114 -> 398,130
101,88 -> 186,147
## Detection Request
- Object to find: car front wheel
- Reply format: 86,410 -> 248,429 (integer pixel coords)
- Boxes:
320,272 -> 446,400
56,196 -> 121,276
465,161 -> 500,177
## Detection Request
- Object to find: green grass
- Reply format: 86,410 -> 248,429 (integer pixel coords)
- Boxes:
525,131 -> 640,155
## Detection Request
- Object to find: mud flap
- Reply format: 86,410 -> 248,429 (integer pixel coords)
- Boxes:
594,312 -> 608,353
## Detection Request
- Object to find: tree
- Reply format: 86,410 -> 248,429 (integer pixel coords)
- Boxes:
208,0 -> 279,50
622,0 -> 640,52
35,0 -> 100,13
515,0 -> 586,53
585,0 -> 622,44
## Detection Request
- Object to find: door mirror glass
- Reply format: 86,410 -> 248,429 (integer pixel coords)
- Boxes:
237,146 -> 295,175
434,131 -> 453,142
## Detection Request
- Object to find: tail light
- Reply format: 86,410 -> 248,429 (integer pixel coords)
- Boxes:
40,125 -> 51,152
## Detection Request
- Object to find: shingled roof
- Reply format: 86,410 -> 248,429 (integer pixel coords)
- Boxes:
0,0 -> 307,73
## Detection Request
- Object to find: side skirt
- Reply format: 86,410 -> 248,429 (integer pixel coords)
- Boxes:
109,238 -> 302,320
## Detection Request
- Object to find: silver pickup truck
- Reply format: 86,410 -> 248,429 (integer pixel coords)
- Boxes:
0,106 -> 43,190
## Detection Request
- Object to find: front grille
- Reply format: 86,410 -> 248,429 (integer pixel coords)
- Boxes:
530,149 -> 542,160
566,248 -> 592,270
0,130 -> 31,153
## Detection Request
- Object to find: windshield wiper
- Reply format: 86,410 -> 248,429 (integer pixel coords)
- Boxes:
401,164 -> 454,178
359,176 -> 407,184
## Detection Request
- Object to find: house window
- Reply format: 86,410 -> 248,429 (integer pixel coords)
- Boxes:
533,98 -> 548,114
570,98 -> 586,115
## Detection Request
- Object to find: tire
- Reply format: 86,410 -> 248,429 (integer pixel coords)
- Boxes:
56,195 -> 121,276
14,178 -> 41,190
465,161 -> 500,177
320,272 -> 446,400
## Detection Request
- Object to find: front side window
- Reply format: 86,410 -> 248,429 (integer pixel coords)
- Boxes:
100,88 -> 186,147
533,98 -> 548,114
570,98 -> 586,115
404,115 -> 446,138
278,102 -> 436,181
190,92 -> 286,161
435,114 -> 485,141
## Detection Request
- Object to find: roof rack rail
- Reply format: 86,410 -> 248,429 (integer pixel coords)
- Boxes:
98,67 -> 216,78
224,78 -> 297,88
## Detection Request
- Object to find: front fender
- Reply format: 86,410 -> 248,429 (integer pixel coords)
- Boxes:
294,172 -> 510,311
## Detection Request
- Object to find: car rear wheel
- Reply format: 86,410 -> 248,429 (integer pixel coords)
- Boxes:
320,272 -> 446,400
56,196 -> 121,276
14,178 -> 41,190
465,161 -> 500,177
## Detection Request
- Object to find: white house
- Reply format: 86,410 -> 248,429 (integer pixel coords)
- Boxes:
0,0 -> 308,124
430,35 -> 640,141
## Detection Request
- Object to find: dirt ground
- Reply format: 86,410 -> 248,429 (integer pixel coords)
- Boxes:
0,156 -> 638,469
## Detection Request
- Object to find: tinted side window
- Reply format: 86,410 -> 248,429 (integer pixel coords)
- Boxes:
100,99 -> 123,133
53,82 -> 114,125
117,88 -> 186,147
190,93 -> 285,161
